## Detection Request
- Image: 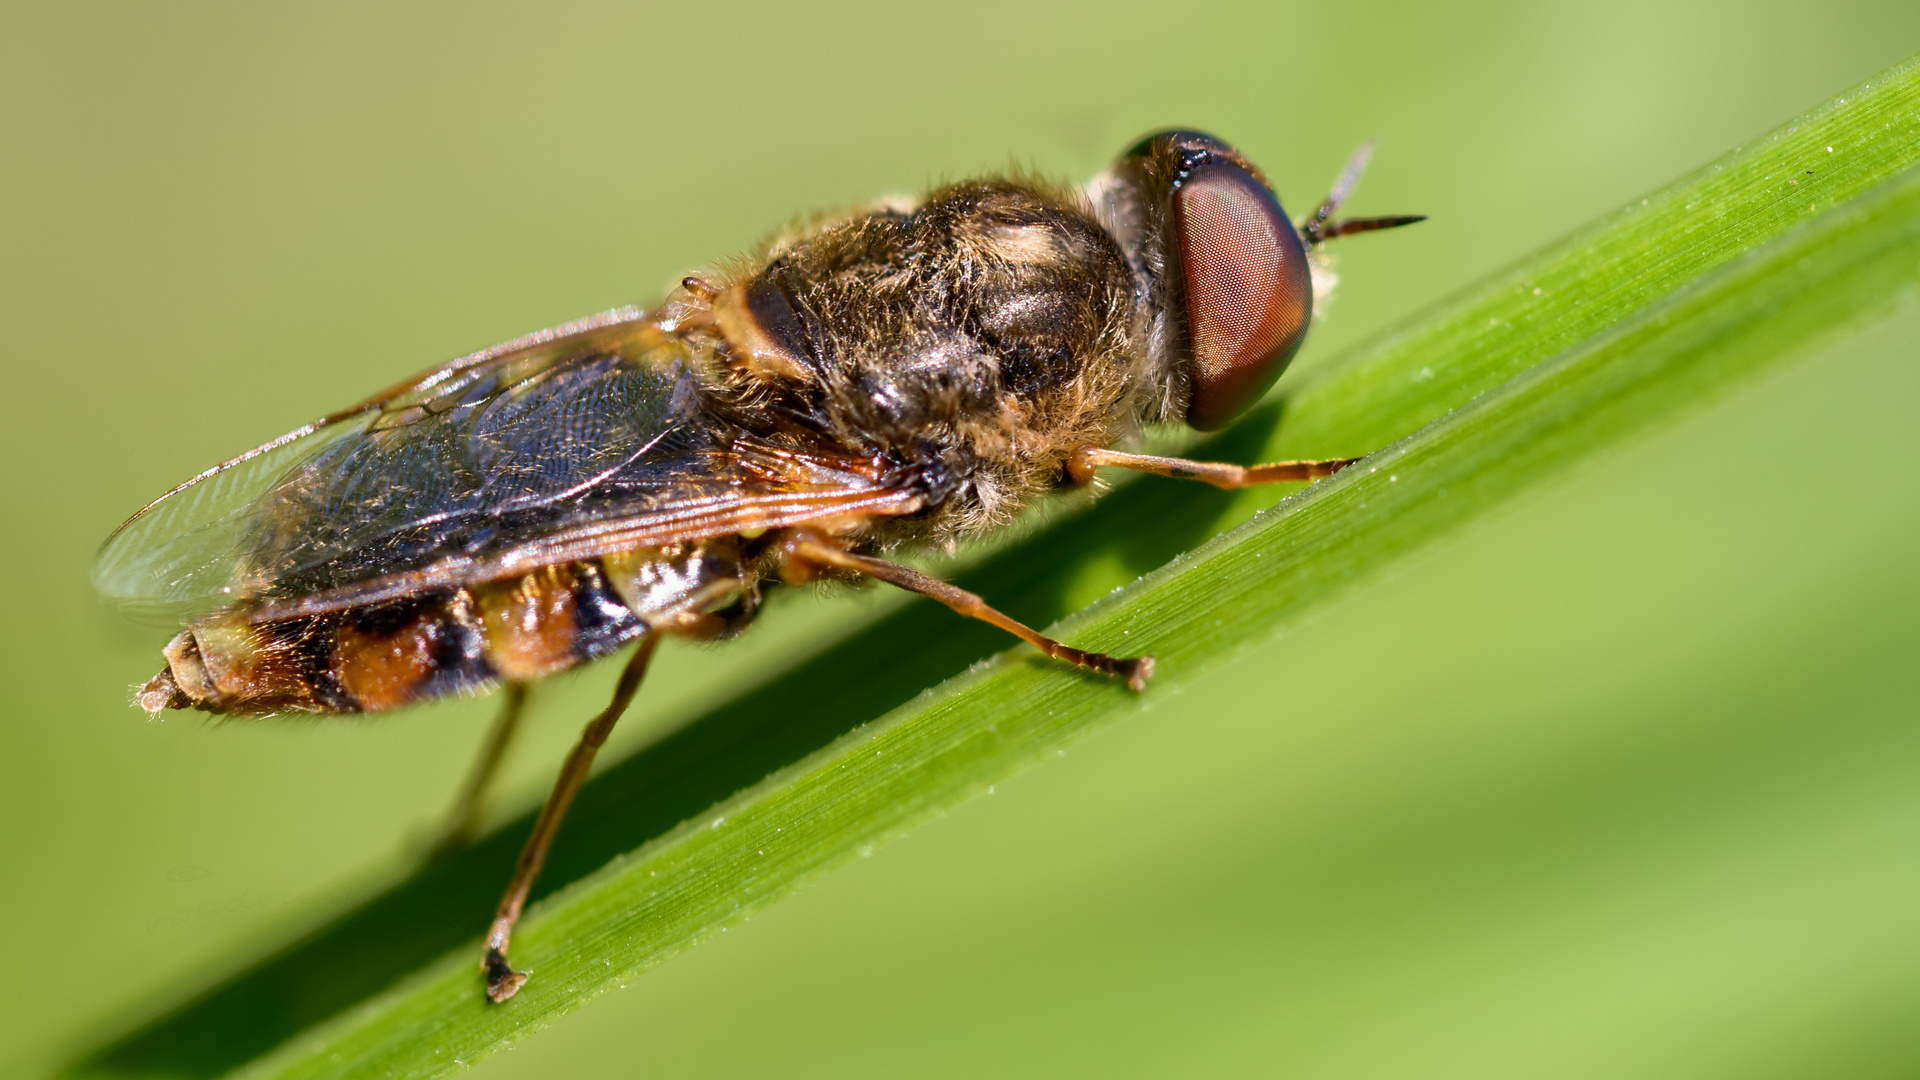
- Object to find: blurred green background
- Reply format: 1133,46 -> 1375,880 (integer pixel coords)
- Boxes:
4,2 -> 1919,1077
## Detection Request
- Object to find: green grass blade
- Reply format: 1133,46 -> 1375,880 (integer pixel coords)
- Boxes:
63,56 -> 1920,1080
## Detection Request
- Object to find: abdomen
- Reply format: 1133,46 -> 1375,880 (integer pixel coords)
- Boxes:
141,542 -> 755,716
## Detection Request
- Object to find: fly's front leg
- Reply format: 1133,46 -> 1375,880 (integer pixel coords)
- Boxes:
781,531 -> 1153,691
1065,445 -> 1362,490
483,633 -> 659,1003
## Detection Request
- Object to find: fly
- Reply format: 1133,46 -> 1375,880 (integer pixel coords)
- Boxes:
93,130 -> 1423,1001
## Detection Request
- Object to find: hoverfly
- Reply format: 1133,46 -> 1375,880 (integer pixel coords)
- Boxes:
94,130 -> 1421,1002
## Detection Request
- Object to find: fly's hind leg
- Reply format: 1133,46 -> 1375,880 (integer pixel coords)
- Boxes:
483,633 -> 660,1003
424,682 -> 528,862
782,532 -> 1153,691
1065,445 -> 1363,491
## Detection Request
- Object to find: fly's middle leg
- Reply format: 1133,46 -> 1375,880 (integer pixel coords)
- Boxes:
780,530 -> 1153,691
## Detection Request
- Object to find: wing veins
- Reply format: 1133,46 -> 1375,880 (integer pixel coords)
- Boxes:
236,486 -> 924,623
100,306 -> 651,546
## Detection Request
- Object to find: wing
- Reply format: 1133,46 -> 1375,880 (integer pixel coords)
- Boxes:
93,308 -> 922,625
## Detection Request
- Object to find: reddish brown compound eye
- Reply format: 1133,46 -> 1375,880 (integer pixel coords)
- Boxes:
1174,158 -> 1313,430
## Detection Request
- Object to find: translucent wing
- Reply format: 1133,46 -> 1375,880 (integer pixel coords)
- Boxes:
93,308 -> 919,625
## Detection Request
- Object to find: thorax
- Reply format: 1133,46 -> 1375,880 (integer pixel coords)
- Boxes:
699,178 -> 1150,544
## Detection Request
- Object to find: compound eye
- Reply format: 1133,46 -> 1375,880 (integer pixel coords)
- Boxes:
1175,159 -> 1313,430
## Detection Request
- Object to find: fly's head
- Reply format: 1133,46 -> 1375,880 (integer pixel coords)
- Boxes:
1091,130 -> 1422,432
1090,131 -> 1314,431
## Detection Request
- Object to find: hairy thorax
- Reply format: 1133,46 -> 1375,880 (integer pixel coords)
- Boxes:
701,178 -> 1152,547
